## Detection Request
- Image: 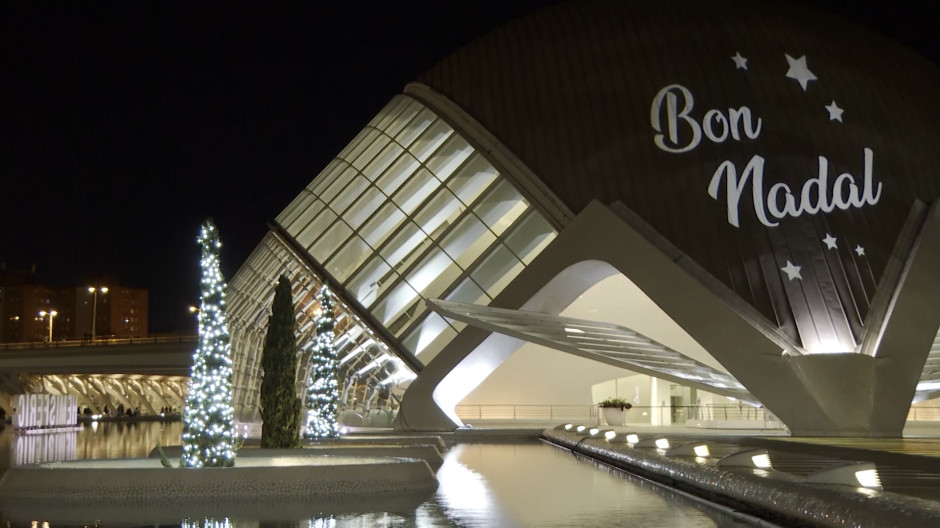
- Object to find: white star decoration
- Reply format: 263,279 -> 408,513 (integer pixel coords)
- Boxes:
785,54 -> 817,91
781,260 -> 803,281
731,52 -> 748,70
825,101 -> 844,122
822,234 -> 838,249
855,245 -> 866,256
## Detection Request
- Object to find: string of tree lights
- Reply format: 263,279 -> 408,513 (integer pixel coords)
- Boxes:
181,219 -> 237,468
304,286 -> 340,438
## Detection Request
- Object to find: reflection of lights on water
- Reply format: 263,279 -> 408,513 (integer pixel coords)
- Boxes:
308,517 -> 336,528
14,431 -> 78,466
436,445 -> 498,523
181,517 -> 232,528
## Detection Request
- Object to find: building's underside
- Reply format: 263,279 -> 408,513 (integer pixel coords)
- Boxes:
228,0 -> 940,437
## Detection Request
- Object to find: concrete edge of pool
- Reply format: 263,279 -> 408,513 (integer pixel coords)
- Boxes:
0,444 -> 440,523
541,429 -> 940,528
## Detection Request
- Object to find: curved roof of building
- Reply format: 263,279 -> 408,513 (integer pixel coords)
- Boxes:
417,0 -> 940,338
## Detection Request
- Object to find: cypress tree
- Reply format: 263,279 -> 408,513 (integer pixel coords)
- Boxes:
259,275 -> 302,448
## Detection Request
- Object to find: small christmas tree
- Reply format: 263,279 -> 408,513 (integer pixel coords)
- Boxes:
181,219 -> 236,468
304,285 -> 339,438
259,275 -> 302,448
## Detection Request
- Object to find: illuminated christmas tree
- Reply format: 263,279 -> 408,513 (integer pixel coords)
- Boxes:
181,219 -> 236,468
304,285 -> 339,438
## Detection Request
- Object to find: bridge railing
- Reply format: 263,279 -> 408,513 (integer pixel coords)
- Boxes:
0,335 -> 197,351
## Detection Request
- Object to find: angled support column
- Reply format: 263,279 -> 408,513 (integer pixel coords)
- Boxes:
868,201 -> 940,434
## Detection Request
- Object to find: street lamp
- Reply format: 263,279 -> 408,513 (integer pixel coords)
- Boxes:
38,310 -> 58,342
88,285 -> 109,342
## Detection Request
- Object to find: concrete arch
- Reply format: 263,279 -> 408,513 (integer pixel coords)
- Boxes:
398,200 -> 940,436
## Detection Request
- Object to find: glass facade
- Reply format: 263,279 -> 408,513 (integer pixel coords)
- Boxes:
230,95 -> 557,424
227,233 -> 414,424
274,95 -> 556,363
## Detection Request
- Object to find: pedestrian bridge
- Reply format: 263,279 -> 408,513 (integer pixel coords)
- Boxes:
0,336 -> 196,418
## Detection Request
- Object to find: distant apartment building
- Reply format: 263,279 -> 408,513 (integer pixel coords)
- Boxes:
0,267 -> 148,342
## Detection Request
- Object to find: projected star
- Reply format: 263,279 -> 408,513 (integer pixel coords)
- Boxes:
825,101 -> 844,122
855,245 -> 866,256
781,260 -> 803,281
785,54 -> 817,91
731,52 -> 748,70
822,233 -> 838,249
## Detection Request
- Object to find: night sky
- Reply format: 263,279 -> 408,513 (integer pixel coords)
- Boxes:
2,1 -> 937,334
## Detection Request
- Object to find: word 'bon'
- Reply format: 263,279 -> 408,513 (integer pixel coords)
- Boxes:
651,84 -> 762,154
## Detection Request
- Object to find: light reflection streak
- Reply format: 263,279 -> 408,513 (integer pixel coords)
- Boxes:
435,444 -> 512,527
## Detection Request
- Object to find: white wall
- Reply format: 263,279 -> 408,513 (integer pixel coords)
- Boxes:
461,343 -> 626,405
457,273 -> 727,409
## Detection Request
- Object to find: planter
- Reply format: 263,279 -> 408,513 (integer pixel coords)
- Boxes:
602,407 -> 628,426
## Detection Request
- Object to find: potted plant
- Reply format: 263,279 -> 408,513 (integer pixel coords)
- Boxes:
598,397 -> 632,426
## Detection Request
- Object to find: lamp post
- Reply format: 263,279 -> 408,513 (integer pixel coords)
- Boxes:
38,310 -> 57,342
88,285 -> 109,342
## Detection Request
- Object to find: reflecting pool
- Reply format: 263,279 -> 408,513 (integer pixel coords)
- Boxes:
0,422 -> 767,527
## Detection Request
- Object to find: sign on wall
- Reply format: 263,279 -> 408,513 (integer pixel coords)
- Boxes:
13,394 -> 78,430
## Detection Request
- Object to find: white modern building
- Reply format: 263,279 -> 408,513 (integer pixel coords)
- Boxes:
228,0 -> 940,436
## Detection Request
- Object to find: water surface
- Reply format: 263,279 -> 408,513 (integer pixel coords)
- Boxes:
0,422 -> 767,527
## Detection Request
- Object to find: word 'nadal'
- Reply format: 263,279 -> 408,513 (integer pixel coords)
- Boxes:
650,83 -> 882,228
651,84 -> 762,153
708,149 -> 881,227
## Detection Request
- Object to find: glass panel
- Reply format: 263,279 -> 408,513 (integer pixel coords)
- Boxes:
375,152 -> 420,197
295,208 -> 336,249
279,191 -> 316,231
310,219 -> 352,263
351,134 -> 390,171
384,98 -> 420,138
340,129 -> 381,166
446,277 -> 490,305
362,141 -> 404,182
373,282 -> 419,325
440,214 -> 496,269
474,180 -> 528,235
380,222 -> 428,271
448,154 -> 498,205
470,245 -> 524,297
395,107 -> 435,148
326,236 -> 371,283
425,134 -> 474,182
360,202 -> 406,248
343,186 -> 384,230
309,158 -> 346,196
505,212 -> 557,264
285,196 -> 325,236
331,175 -> 369,216
402,313 -> 458,363
320,165 -> 358,205
391,168 -> 438,215
410,120 -> 453,162
405,248 -> 453,294
348,256 -> 395,307
415,190 -> 463,240
371,96 -> 410,131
